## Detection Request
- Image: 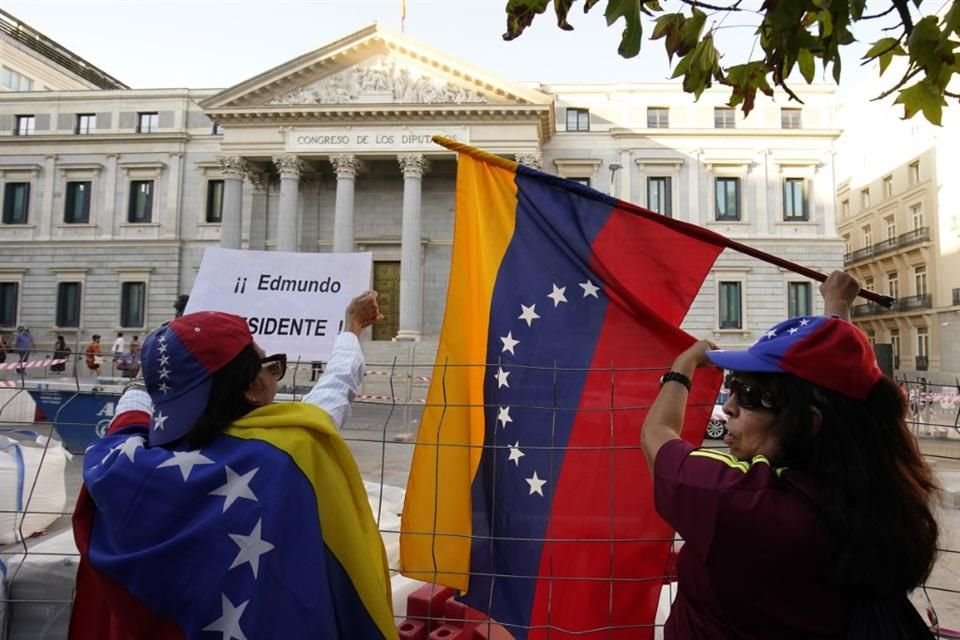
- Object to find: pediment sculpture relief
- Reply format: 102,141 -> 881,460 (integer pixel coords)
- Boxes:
268,57 -> 489,106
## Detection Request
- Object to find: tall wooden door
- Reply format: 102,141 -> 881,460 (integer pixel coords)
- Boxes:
372,261 -> 400,340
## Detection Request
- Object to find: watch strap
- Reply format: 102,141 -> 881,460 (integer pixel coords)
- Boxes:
660,370 -> 692,391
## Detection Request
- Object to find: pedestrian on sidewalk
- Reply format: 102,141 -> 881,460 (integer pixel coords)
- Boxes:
14,326 -> 33,374
643,270 -> 939,639
84,335 -> 102,376
70,292 -> 397,640
51,335 -> 70,374
111,332 -> 125,375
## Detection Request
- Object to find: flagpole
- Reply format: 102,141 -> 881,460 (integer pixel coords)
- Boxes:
401,0 -> 406,33
431,136 -> 895,309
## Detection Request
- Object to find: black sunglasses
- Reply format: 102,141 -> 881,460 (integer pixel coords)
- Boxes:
725,374 -> 777,411
260,353 -> 287,381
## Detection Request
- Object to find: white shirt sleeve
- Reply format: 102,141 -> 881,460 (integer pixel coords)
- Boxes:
301,332 -> 365,429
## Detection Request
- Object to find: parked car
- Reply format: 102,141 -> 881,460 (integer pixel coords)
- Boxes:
705,389 -> 729,440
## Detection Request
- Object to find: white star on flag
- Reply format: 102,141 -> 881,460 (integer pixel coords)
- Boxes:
209,466 -> 260,513
228,519 -> 275,579
579,279 -> 600,298
497,406 -> 513,429
159,335 -> 167,343
153,411 -> 169,431
788,327 -> 800,335
547,284 -> 568,307
100,435 -> 146,465
158,343 -> 168,354
158,382 -> 170,394
508,441 -> 525,466
799,318 -> 810,326
495,367 -> 510,389
765,330 -> 778,339
157,450 -> 215,481
159,354 -> 170,366
526,470 -> 547,496
202,594 -> 249,640
500,332 -> 519,355
518,304 -> 540,327
159,367 -> 171,380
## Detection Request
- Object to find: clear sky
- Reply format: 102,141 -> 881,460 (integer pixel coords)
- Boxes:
4,0 -> 905,96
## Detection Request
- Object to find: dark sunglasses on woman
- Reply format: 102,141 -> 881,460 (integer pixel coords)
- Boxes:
725,374 -> 777,411
260,353 -> 287,381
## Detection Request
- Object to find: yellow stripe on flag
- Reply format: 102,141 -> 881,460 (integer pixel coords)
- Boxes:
399,144 -> 518,590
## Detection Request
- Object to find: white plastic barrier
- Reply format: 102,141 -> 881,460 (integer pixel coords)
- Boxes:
0,431 -> 70,545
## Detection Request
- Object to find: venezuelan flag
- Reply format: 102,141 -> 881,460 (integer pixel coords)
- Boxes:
400,138 -> 725,639
72,402 -> 396,640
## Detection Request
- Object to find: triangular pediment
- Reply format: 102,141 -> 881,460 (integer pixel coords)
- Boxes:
202,24 -> 552,111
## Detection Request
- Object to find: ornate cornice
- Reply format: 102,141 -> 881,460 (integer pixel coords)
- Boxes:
273,155 -> 306,179
516,152 -> 542,169
331,154 -> 363,178
219,156 -> 249,179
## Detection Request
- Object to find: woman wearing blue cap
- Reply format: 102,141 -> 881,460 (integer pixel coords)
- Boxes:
71,291 -> 400,640
642,271 -> 939,639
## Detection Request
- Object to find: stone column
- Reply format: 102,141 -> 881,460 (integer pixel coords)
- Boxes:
248,172 -> 269,251
273,155 -> 304,252
517,152 -> 542,170
219,156 -> 247,249
396,154 -> 429,341
331,154 -> 361,253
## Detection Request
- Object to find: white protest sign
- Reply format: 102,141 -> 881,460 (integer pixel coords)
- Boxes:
185,248 -> 372,362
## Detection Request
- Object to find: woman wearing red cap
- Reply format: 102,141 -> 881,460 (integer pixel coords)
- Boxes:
642,271 -> 938,639
71,291 -> 399,640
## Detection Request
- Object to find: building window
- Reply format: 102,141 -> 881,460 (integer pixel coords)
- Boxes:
866,330 -> 876,346
137,112 -> 159,133
205,179 -> 225,223
56,282 -> 82,328
860,188 -> 871,208
2,182 -> 30,224
910,204 -> 924,230
864,276 -> 874,292
647,176 -> 672,217
75,113 -> 96,134
887,272 -> 899,299
714,107 -> 735,128
719,281 -> 742,329
1,66 -> 33,91
780,108 -> 801,129
568,177 -> 591,187
783,178 -> 808,221
120,282 -> 146,328
884,215 -> 896,240
128,180 -> 154,223
882,176 -> 893,198
14,115 -> 35,136
212,122 -> 224,135
842,234 -> 851,254
841,199 -> 849,219
890,329 -> 900,368
715,177 -> 741,221
0,282 -> 18,327
787,282 -> 812,317
908,161 -> 920,185
64,181 -> 92,224
565,108 -> 590,132
914,265 -> 927,296
916,327 -> 929,358
647,107 -> 669,128
862,225 -> 872,248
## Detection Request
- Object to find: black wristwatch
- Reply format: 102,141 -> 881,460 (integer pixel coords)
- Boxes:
659,371 -> 692,391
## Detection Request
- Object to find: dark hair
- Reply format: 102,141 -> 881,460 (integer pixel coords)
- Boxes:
186,344 -> 261,448
173,294 -> 190,318
753,373 -> 939,594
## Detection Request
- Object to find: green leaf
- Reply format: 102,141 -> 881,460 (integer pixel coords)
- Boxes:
896,80 -> 947,125
503,0 -> 552,40
908,16 -> 943,72
818,10 -> 833,38
798,48 -> 815,83
553,0 -> 576,30
863,37 -> 900,61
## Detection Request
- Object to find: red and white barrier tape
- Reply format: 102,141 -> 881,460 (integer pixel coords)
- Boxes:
356,394 -> 426,404
0,358 -> 66,371
364,370 -> 432,382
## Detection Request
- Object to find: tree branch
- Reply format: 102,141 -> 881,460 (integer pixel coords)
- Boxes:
861,5 -> 897,20
859,33 -> 905,66
677,0 -> 742,12
872,66 -> 921,101
892,0 -> 914,36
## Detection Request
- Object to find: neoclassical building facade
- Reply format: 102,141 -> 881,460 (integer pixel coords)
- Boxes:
0,22 -> 843,353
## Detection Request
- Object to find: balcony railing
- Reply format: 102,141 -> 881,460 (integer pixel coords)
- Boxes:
843,226 -> 930,265
852,301 -> 887,317
916,355 -> 929,371
893,356 -> 900,370
899,293 -> 932,311
954,288 -> 960,306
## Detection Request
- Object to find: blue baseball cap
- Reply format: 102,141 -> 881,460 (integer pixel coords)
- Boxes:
706,315 -> 883,400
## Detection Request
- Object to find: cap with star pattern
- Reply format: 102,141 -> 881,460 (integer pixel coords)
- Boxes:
705,315 -> 884,400
141,311 -> 253,446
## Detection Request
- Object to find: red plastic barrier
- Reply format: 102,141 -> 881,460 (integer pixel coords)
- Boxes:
428,624 -> 471,640
407,583 -> 455,632
397,618 -> 428,640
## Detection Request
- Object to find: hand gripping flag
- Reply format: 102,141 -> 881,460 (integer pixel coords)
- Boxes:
400,138 -> 728,639
71,402 -> 396,640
